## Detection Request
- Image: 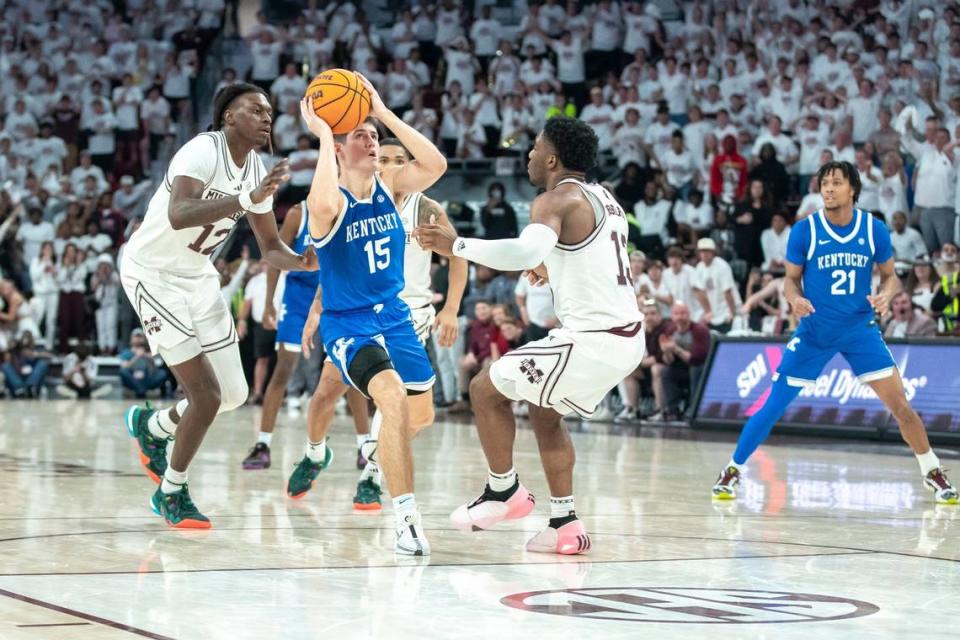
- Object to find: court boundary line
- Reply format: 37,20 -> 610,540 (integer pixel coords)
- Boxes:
0,551 -> 872,578
0,588 -> 174,639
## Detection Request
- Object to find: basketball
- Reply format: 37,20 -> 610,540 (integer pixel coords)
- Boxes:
305,69 -> 371,134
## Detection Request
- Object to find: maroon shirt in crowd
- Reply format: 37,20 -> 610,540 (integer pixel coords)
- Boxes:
468,319 -> 499,362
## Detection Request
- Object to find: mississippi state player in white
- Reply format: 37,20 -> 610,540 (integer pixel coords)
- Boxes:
120,83 -> 317,528
347,137 -> 467,510
416,117 -> 645,554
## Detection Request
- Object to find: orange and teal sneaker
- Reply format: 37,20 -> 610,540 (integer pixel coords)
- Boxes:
151,485 -> 211,529
353,476 -> 382,511
124,404 -> 169,484
286,447 -> 333,500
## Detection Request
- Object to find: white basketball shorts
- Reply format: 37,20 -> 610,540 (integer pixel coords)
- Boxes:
120,254 -> 237,366
489,322 -> 645,418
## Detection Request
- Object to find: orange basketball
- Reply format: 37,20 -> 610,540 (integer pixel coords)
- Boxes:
305,69 -> 371,134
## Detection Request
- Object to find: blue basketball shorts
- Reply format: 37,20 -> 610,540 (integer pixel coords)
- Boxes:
275,278 -> 317,351
321,297 -> 435,393
774,319 -> 896,387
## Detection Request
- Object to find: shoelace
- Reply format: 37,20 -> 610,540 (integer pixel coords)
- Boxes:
928,469 -> 954,490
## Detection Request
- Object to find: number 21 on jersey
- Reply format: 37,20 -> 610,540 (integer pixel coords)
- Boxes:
830,269 -> 855,295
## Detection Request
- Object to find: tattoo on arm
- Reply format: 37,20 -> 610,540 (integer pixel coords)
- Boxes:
417,196 -> 447,228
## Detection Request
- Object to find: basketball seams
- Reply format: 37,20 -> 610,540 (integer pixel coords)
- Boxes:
306,69 -> 372,134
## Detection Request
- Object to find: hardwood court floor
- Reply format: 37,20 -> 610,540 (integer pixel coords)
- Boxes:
0,399 -> 958,639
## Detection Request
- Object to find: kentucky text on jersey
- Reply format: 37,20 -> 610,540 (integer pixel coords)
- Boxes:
816,252 -> 870,270
344,212 -> 401,243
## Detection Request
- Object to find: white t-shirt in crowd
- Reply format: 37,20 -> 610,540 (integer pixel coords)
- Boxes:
760,226 -> 791,270
633,198 -> 672,245
514,276 -> 555,327
694,257 -> 736,324
141,97 -> 171,135
552,38 -> 585,84
270,75 -> 308,113
288,148 -> 318,187
890,226 -> 929,263
469,19 -> 500,57
113,85 -> 143,130
877,175 -> 908,226
16,220 -> 55,264
661,148 -> 698,188
662,263 -> 700,318
797,123 -> 831,174
244,271 -> 284,323
250,41 -> 283,81
856,164 -> 884,211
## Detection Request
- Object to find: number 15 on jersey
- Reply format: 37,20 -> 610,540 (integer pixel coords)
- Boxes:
363,238 -> 391,273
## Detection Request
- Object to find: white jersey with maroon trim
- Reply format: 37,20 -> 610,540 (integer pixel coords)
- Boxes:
543,178 -> 644,332
123,130 -> 271,276
398,191 -> 434,310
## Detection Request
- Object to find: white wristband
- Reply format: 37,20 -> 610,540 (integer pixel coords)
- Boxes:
238,190 -> 273,214
451,224 -> 558,271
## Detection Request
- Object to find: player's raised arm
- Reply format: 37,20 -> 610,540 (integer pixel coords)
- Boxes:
414,189 -> 567,272
166,137 -> 287,230
300,98 -> 344,240
355,73 -> 447,199
417,196 -> 468,347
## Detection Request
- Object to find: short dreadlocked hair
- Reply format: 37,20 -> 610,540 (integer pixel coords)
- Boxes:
210,83 -> 269,131
541,117 -> 598,173
816,160 -> 862,203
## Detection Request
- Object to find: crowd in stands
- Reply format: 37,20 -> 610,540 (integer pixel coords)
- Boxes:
2,1 -> 960,419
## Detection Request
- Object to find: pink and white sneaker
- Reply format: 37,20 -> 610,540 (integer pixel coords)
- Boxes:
450,483 -> 536,531
526,519 -> 592,555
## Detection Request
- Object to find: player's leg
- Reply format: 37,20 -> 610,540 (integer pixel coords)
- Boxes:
449,362 -> 537,531
847,331 -> 959,504
524,404 -> 591,555
242,344 -> 300,470
366,367 -> 430,554
286,360 -> 346,499
347,389 -> 370,469
148,351 -> 224,529
712,333 -> 831,500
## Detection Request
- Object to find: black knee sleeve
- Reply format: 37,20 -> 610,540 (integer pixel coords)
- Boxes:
348,345 -> 394,396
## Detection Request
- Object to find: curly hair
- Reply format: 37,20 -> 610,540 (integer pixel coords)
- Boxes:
816,160 -> 862,203
542,117 -> 598,173
210,83 -> 269,131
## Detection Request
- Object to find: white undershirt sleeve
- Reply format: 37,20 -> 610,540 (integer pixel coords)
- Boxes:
451,223 -> 558,271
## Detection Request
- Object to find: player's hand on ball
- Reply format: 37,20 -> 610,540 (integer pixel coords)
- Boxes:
434,307 -> 459,348
791,296 -> 816,318
413,223 -> 457,256
300,97 -> 332,137
354,72 -> 386,115
300,244 -> 319,271
251,159 -> 290,204
867,292 -> 891,315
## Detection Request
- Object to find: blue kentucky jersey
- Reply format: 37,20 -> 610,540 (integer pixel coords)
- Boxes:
309,174 -> 405,313
286,201 -> 320,290
785,208 -> 892,332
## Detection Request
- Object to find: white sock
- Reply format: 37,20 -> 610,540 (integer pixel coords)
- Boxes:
916,449 -> 940,476
392,493 -> 418,526
370,410 -> 383,439
161,466 -> 187,495
727,458 -> 744,472
257,431 -> 273,447
359,439 -> 380,483
306,439 -> 326,463
488,467 -> 517,492
550,495 -> 575,519
356,433 -> 367,448
149,409 -> 177,439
